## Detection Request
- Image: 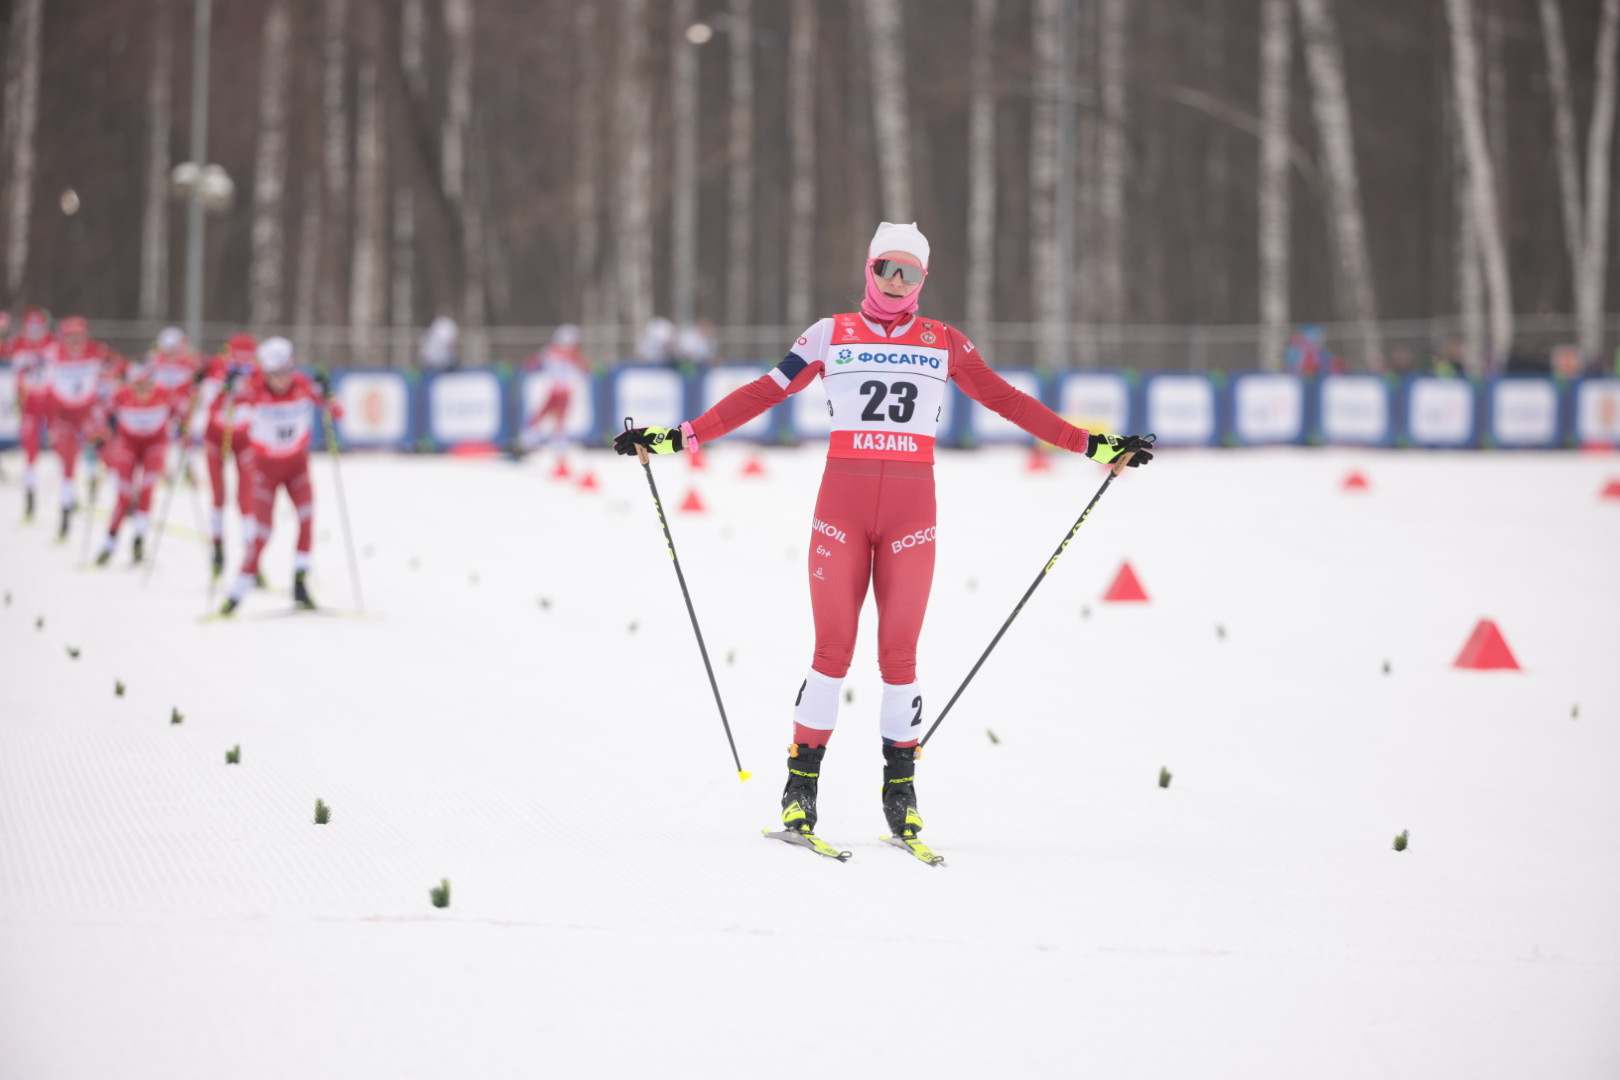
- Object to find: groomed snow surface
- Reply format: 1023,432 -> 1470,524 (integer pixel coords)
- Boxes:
2,443 -> 1618,1079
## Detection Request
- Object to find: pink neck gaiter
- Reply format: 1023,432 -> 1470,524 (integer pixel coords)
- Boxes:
861,263 -> 927,325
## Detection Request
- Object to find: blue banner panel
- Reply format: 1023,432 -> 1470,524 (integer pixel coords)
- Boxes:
1404,377 -> 1478,448
426,369 -> 508,448
1488,378 -> 1563,448
1055,372 -> 1133,436
1230,372 -> 1305,445
612,365 -> 687,435
1319,375 -> 1393,446
1144,373 -> 1218,446
331,370 -> 413,450
1573,378 -> 1620,447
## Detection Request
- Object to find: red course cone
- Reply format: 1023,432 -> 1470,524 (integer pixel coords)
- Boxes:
551,458 -> 572,480
1600,478 -> 1620,500
1102,561 -> 1149,602
1342,470 -> 1370,491
1452,619 -> 1520,671
688,446 -> 707,470
741,455 -> 767,478
1026,447 -> 1053,474
679,488 -> 707,513
577,470 -> 599,491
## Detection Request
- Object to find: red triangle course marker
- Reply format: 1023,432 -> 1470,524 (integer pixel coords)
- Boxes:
1452,618 -> 1520,671
741,455 -> 767,478
551,458 -> 572,480
1600,478 -> 1620,500
577,471 -> 599,491
1102,561 -> 1149,602
679,488 -> 707,513
1342,470 -> 1370,491
1026,447 -> 1053,474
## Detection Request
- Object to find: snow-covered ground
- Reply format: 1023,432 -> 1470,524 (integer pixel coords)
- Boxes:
2,442 -> 1618,1079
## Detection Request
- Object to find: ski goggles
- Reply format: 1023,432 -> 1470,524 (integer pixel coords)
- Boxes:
869,258 -> 926,285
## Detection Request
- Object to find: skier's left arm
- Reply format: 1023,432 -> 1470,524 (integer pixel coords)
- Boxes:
948,328 -> 1154,466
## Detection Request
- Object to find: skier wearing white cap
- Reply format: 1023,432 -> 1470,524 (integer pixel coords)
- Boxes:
615,222 -> 1154,859
218,336 -> 342,616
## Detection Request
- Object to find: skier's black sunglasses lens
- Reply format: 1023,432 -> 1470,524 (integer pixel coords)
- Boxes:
870,259 -> 925,285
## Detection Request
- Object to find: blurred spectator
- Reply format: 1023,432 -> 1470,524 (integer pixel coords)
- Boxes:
417,315 -> 460,372
635,316 -> 676,365
674,318 -> 719,369
1382,344 -> 1420,379
1429,338 -> 1466,377
1284,323 -> 1344,376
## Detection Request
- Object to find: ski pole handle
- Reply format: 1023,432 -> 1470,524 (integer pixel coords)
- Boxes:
1111,451 -> 1135,475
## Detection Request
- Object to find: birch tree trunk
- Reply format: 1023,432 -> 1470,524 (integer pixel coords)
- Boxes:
965,0 -> 997,335
671,0 -> 699,327
1444,0 -> 1514,365
1258,0 -> 1291,371
321,0 -> 351,328
863,0 -> 912,222
1029,0 -> 1060,368
3,0 -> 43,300
1538,0 -> 1584,276
1295,0 -> 1384,369
294,172 -> 322,352
141,0 -> 174,321
572,3 -> 603,344
349,53 -> 383,363
443,0 -> 484,353
1097,0 -> 1128,329
786,0 -> 818,329
392,0 -> 424,366
1569,0 -> 1620,364
614,0 -> 653,335
249,2 -> 291,329
725,0 -> 754,329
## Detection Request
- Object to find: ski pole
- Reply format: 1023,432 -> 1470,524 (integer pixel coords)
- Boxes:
918,439 -> 1151,748
141,439 -> 193,584
321,397 -> 364,613
625,418 -> 750,782
79,454 -> 100,565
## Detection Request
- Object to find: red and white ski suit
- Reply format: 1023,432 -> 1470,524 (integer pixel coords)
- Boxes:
4,333 -> 58,479
104,383 -> 175,536
232,373 -> 340,580
48,339 -> 111,500
686,312 -> 1093,748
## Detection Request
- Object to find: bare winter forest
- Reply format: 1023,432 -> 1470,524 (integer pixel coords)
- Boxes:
1,0 -> 1617,370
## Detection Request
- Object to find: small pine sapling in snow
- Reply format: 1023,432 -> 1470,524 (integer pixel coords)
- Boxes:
1159,766 -> 1173,789
1571,704 -> 1579,719
1383,659 -> 1391,675
1393,829 -> 1409,852
430,879 -> 451,908
35,616 -> 44,630
115,680 -> 126,697
843,687 -> 855,704
986,729 -> 1000,744
314,799 -> 331,824
66,646 -> 80,659
170,707 -> 184,725
225,745 -> 241,764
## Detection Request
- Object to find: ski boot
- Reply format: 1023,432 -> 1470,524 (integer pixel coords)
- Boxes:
58,505 -> 73,541
781,743 -> 828,834
293,570 -> 316,610
131,535 -> 144,564
210,540 -> 224,579
94,538 -> 114,567
24,490 -> 35,521
218,596 -> 240,617
254,570 -> 268,589
881,744 -> 924,838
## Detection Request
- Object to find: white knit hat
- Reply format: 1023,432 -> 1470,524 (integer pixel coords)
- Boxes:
258,336 -> 295,374
867,221 -> 930,268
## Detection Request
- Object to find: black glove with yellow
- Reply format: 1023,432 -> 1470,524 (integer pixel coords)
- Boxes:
1085,432 -> 1155,467
613,425 -> 685,456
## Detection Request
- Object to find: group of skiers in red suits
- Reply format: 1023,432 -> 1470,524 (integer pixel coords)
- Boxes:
2,307 -> 339,615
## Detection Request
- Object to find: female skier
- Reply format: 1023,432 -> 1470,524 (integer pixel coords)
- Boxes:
614,222 -> 1153,852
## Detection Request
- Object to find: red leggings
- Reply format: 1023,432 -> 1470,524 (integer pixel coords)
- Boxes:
206,428 -> 255,517
241,454 -> 312,575
20,399 -> 50,465
806,458 -> 937,686
52,403 -> 95,479
108,435 -> 166,533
